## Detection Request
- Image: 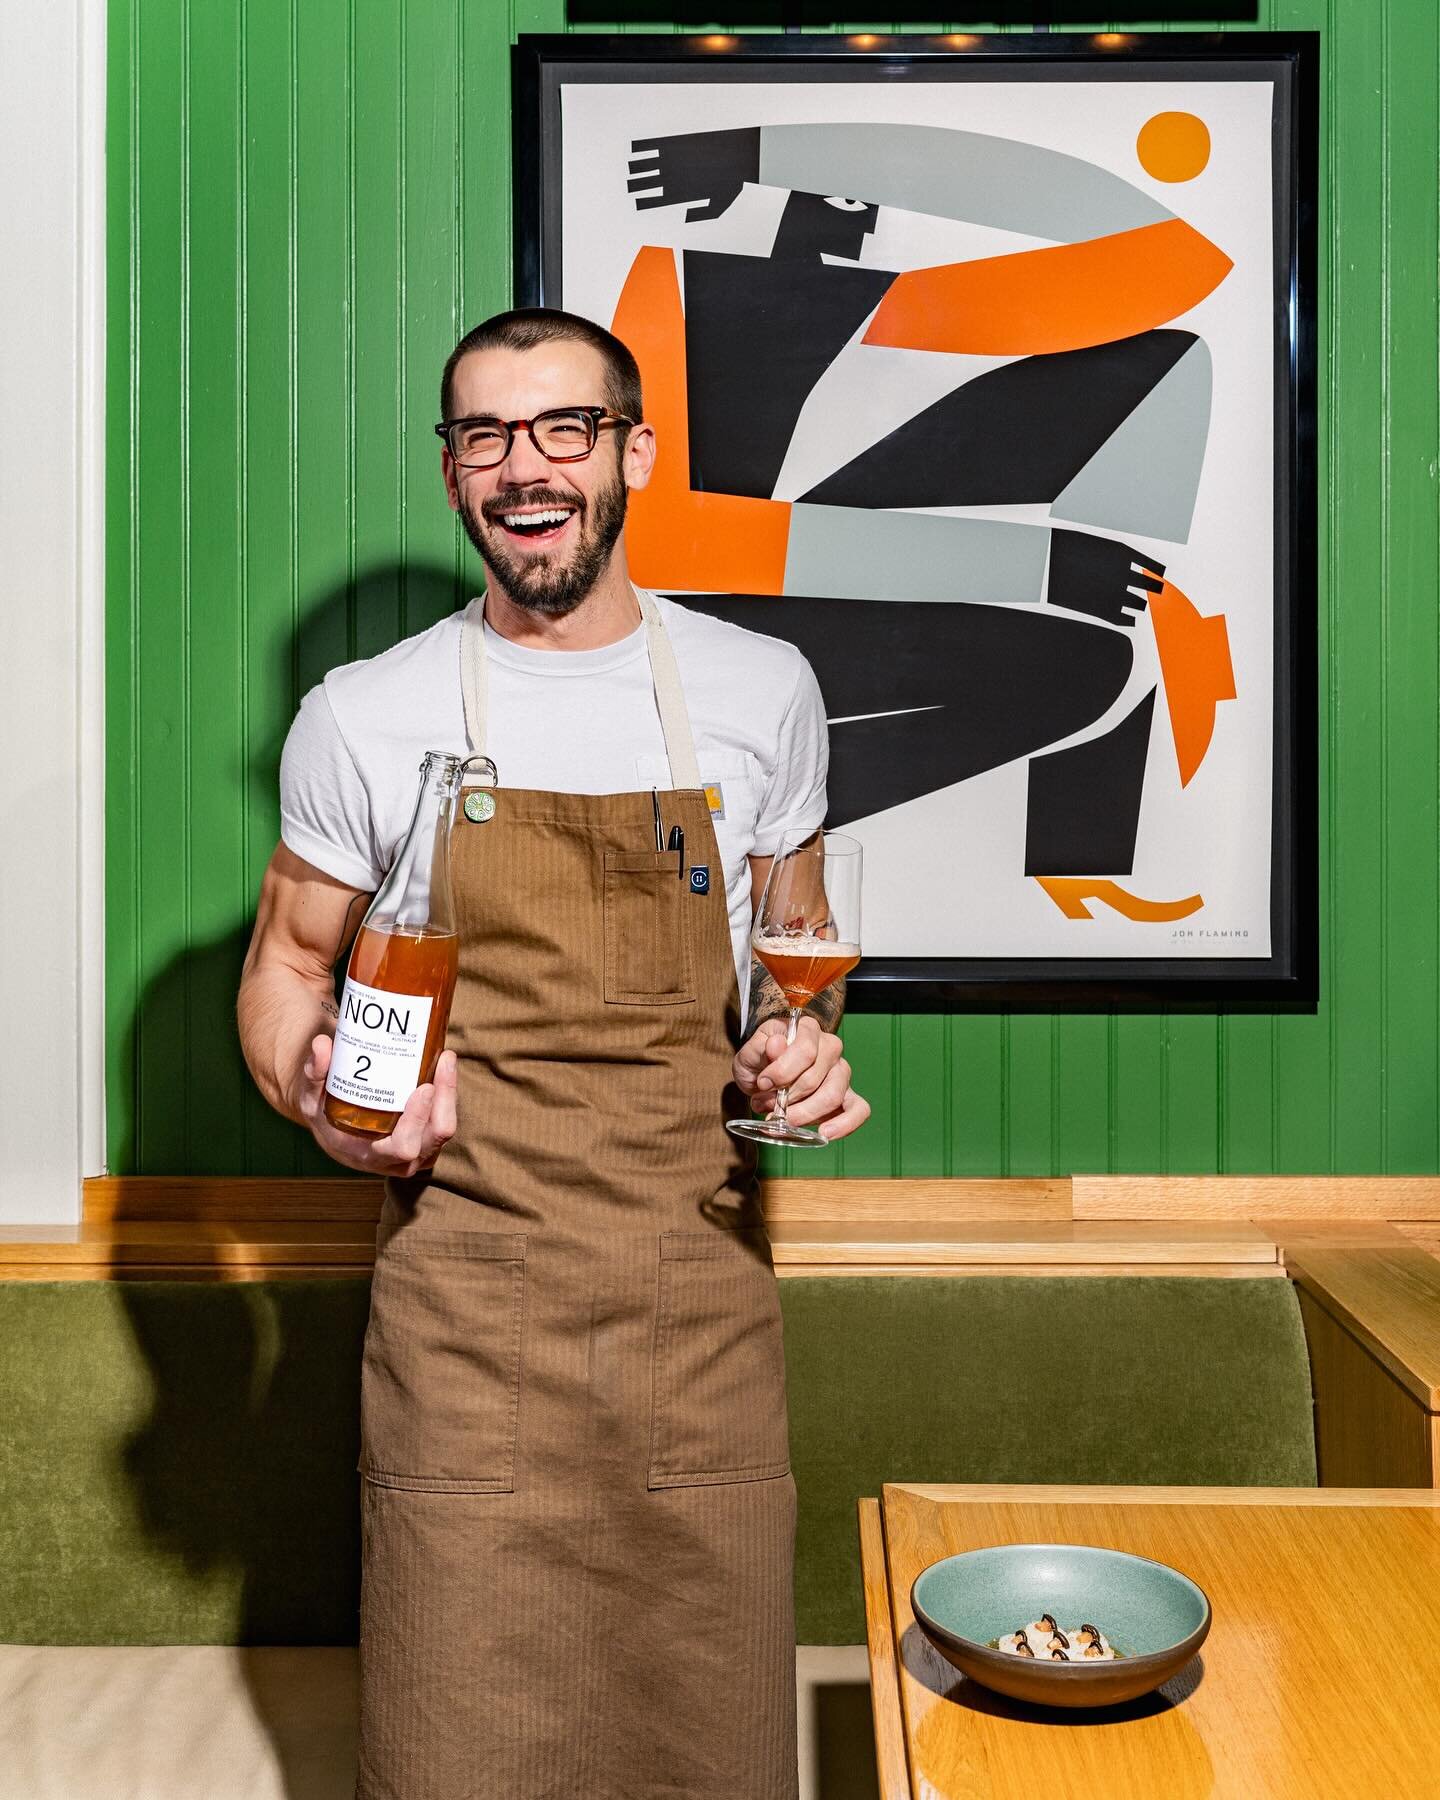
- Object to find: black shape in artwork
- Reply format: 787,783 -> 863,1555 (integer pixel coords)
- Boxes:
1024,688 -> 1157,877
1047,528 -> 1166,629
683,251 -> 893,501
770,189 -> 880,264
802,332 -> 1197,509
672,595 -> 1134,827
628,127 -> 760,223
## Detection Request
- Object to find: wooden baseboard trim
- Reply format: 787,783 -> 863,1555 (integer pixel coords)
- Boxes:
84,1173 -> 1440,1227
79,1174 -> 1076,1224
2,1263 -> 371,1282
1075,1175 -> 1440,1220
83,1177 -> 386,1222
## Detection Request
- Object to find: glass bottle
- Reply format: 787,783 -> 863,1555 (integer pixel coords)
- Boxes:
323,751 -> 466,1137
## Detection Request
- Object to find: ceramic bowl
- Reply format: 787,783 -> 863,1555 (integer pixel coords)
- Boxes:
910,1542 -> 1211,1710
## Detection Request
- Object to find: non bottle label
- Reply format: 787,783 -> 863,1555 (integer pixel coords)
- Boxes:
325,978 -> 435,1113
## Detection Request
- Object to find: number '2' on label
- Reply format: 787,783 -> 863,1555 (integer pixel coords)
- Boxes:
325,978 -> 435,1112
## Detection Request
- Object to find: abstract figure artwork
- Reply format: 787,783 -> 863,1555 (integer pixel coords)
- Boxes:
518,38 -> 1315,1001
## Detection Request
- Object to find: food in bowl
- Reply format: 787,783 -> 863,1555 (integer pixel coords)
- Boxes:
911,1544 -> 1211,1709
991,1614 -> 1122,1661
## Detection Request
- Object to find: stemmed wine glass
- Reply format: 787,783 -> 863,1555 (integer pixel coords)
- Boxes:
727,830 -> 862,1148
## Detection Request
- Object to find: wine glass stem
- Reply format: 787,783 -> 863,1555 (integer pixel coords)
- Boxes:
771,1007 -> 801,1130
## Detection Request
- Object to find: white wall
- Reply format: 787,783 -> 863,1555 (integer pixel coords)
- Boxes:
0,0 -> 106,1220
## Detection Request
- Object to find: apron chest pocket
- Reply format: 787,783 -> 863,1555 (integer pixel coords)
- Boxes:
648,1228 -> 792,1489
360,1231 -> 526,1494
603,850 -> 695,1005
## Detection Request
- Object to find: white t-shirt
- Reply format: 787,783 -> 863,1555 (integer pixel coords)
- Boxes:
279,591 -> 829,999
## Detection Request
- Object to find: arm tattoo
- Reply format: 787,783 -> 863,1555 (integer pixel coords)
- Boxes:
748,957 -> 846,1035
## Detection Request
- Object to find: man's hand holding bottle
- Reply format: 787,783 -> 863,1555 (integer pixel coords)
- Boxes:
298,1034 -> 459,1177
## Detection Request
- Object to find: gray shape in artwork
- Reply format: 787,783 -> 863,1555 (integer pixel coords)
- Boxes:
785,503 -> 1050,605
757,123 -> 1173,246
1050,338 -> 1214,544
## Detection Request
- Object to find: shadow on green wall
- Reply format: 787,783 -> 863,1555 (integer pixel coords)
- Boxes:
110,562 -> 466,1785
114,561 -> 468,1177
115,1278 -> 368,1796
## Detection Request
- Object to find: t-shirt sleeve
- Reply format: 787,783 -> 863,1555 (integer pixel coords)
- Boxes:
279,684 -> 385,891
752,655 -> 829,858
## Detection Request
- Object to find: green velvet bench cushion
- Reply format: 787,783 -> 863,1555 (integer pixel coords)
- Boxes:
0,1282 -> 366,1648
783,1275 -> 1317,1642
0,1275 -> 1315,1648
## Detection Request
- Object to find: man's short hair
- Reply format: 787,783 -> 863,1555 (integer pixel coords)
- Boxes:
440,308 -> 643,427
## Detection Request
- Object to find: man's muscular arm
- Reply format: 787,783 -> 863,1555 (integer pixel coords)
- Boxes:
238,845 -> 368,1123
238,842 -> 457,1174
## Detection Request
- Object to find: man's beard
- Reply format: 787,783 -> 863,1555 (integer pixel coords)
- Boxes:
459,465 -> 628,616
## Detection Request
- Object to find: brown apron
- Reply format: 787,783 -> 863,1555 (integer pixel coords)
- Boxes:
355,593 -> 798,1800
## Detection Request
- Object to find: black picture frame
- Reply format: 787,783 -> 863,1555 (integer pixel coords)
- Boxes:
512,31 -> 1318,1012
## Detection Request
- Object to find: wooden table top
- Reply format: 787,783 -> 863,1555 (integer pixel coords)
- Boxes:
865,1483 -> 1440,1799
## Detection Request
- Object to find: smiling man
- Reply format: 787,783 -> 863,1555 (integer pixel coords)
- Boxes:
236,308 -> 868,1800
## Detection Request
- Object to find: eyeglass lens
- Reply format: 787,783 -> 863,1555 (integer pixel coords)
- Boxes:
450,410 -> 596,467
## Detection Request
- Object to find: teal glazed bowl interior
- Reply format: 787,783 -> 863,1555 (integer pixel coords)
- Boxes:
911,1543 -> 1211,1710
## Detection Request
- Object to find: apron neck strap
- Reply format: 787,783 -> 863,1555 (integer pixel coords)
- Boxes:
460,586 -> 703,791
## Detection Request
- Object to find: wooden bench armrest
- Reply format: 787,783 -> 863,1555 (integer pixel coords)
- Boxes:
1285,1247 -> 1440,1409
1281,1246 -> 1440,1488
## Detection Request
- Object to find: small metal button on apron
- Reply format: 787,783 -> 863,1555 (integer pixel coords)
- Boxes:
464,791 -> 496,824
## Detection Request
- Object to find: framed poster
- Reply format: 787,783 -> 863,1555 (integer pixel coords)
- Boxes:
513,33 -> 1317,1009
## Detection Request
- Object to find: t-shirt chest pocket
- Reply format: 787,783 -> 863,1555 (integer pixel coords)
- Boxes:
634,753 -> 761,850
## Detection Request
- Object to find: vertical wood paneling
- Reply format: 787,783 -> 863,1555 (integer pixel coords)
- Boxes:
104,0 -> 139,1173
184,0 -> 247,1172
1113,1015 -> 1165,1171
1380,0 -> 1440,1172
896,1015 -> 947,1175
1054,1016 -> 1110,1174
1221,1014 -> 1276,1171
948,1016 -> 1006,1174
130,0 -> 187,1173
832,1014 -> 897,1177
352,0 -> 405,667
1162,1016 -> 1221,1173
108,6 -> 1440,1178
1004,1016 -> 1052,1175
1328,0 -> 1387,1171
239,0 -> 307,1176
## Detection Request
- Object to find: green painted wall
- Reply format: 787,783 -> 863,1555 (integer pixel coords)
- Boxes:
107,4 -> 1440,1177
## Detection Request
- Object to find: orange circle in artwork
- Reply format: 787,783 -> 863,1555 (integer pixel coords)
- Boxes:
1137,112 -> 1211,182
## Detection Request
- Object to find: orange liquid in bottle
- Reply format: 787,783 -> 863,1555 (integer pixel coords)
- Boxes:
323,924 -> 459,1136
755,942 -> 861,1009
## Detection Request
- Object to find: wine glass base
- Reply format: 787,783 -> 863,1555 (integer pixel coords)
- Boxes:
726,1117 -> 829,1148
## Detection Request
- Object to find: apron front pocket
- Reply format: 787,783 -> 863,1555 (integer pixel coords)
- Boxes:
360,1231 -> 526,1494
648,1228 -> 791,1489
603,850 -> 695,1005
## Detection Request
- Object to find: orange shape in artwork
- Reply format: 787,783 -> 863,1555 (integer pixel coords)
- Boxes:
1035,878 -> 1205,923
1150,579 -> 1237,787
862,219 -> 1233,357
610,246 -> 790,595
1137,111 -> 1212,183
